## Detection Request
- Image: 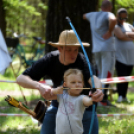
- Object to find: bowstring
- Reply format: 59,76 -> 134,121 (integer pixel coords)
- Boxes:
62,30 -> 73,134
66,18 -> 96,134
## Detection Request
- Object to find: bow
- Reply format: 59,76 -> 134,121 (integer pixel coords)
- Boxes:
66,17 -> 96,134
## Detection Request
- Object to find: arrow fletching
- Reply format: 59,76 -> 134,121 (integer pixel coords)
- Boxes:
5,95 -> 36,117
5,95 -> 20,108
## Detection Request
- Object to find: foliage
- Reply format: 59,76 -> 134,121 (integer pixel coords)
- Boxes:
98,0 -> 134,25
4,0 -> 40,16
3,0 -> 48,37
113,0 -> 134,18
99,0 -> 134,11
116,0 -> 134,8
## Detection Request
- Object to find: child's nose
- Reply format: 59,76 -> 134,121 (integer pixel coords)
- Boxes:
76,82 -> 79,87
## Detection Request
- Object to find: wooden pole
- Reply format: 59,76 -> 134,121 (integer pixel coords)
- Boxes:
10,63 -> 27,105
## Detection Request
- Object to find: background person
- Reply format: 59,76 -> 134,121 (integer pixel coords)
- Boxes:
114,8 -> 134,103
83,0 -> 116,106
17,30 -> 103,134
51,69 -> 94,134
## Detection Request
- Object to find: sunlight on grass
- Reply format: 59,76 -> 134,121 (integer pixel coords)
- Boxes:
99,117 -> 134,134
97,91 -> 134,134
0,116 -> 40,134
1,67 -> 134,133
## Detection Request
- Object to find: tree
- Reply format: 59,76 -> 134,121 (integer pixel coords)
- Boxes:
0,0 -> 6,37
2,0 -> 46,38
45,0 -> 98,62
111,0 -> 134,23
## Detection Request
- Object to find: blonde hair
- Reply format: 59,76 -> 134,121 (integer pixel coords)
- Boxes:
64,69 -> 84,82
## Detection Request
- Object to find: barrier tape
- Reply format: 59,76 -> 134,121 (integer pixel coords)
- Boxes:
0,113 -> 134,117
101,76 -> 134,84
38,76 -> 134,84
0,113 -> 30,116
1,76 -> 134,85
0,80 -> 16,83
97,114 -> 134,117
0,79 -> 53,86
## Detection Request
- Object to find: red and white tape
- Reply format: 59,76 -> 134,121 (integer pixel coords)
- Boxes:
0,79 -> 53,86
97,114 -> 134,117
0,113 -> 30,117
101,76 -> 134,84
1,76 -> 134,85
0,113 -> 134,117
0,80 -> 16,83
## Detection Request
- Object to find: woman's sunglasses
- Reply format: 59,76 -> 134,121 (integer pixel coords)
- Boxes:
119,17 -> 128,21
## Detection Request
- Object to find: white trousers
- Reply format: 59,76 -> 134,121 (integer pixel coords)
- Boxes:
94,51 -> 115,87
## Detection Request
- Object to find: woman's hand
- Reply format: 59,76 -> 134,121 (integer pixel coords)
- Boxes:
38,83 -> 54,100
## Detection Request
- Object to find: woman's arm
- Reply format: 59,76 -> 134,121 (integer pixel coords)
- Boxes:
114,27 -> 133,41
126,32 -> 134,39
17,74 -> 57,100
17,74 -> 41,89
83,96 -> 93,107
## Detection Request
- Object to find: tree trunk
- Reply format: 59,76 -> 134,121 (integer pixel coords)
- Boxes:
112,0 -> 115,14
45,0 -> 98,62
40,0 -> 48,38
0,0 -> 6,37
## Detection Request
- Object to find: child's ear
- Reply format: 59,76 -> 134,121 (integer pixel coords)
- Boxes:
63,82 -> 66,87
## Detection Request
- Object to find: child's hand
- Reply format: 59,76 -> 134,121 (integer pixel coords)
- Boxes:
52,86 -> 63,95
56,86 -> 63,94
89,89 -> 104,102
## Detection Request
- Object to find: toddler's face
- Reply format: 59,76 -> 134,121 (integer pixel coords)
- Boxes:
65,74 -> 84,96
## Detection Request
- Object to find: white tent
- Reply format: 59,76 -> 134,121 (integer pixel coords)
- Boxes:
0,29 -> 12,74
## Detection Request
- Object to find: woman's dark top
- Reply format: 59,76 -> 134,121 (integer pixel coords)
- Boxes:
23,50 -> 96,111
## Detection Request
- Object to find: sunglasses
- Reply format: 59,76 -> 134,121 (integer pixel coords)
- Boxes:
119,17 -> 128,21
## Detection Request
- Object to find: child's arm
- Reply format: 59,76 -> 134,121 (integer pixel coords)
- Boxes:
50,86 -> 63,100
83,96 -> 93,107
51,86 -> 63,95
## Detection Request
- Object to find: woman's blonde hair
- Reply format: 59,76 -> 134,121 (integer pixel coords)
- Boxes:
64,69 -> 84,82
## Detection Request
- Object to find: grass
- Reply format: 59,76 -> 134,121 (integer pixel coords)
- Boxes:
99,116 -> 134,134
0,117 -> 40,134
0,68 -> 134,134
97,92 -> 134,134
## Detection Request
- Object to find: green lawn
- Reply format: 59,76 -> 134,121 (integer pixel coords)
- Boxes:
0,67 -> 134,134
98,92 -> 134,134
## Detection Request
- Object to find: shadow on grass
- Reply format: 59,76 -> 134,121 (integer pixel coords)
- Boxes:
0,128 -> 40,134
97,100 -> 134,114
97,105 -> 127,114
